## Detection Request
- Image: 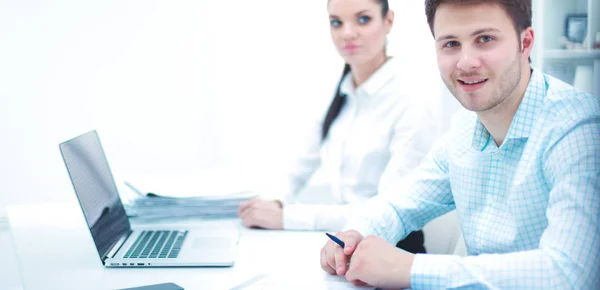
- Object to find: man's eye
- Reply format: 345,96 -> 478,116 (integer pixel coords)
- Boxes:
331,20 -> 342,27
478,36 -> 494,43
358,16 -> 371,24
444,41 -> 459,48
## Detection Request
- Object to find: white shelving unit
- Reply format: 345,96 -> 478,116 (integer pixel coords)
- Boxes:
543,49 -> 600,59
533,0 -> 600,97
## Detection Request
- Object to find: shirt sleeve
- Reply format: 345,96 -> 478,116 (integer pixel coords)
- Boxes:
410,113 -> 600,289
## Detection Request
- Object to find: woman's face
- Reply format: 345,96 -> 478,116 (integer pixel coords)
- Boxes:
328,0 -> 393,65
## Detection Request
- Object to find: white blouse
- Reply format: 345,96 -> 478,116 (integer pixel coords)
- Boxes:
275,57 -> 439,230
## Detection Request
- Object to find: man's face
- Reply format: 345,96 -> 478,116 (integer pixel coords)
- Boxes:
433,2 -> 527,113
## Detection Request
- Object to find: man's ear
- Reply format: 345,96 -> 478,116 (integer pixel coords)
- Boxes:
521,27 -> 534,60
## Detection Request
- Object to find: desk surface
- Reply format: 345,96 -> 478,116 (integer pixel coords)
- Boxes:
0,221 -> 23,290
2,203 -> 364,290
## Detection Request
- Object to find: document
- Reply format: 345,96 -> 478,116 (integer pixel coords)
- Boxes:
231,272 -> 375,290
122,170 -> 254,199
119,169 -> 258,220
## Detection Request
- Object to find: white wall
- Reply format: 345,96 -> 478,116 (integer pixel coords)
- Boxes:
0,0 -> 454,218
388,2 -> 461,133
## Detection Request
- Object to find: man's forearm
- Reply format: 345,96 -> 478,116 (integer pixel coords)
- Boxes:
410,247 -> 599,289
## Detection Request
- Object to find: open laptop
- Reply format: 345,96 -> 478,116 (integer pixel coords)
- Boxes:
59,130 -> 238,267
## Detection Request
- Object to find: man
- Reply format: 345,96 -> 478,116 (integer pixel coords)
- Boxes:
320,0 -> 600,289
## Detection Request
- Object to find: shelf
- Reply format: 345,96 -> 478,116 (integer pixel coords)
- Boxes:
544,49 -> 600,60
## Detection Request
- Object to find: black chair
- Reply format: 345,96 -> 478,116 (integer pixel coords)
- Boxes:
396,230 -> 426,254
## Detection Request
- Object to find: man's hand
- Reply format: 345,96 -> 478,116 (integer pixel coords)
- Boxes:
320,230 -> 364,281
345,235 -> 415,289
237,198 -> 283,230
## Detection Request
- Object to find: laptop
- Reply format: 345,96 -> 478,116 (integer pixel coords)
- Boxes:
59,130 -> 238,267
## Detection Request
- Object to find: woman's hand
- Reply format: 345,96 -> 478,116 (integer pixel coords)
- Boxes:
238,198 -> 284,230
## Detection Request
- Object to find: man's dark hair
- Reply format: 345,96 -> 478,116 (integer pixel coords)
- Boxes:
425,0 -> 532,61
425,0 -> 531,37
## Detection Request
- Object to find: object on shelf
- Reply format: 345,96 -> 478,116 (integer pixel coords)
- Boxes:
560,36 -> 586,50
594,32 -> 600,49
565,14 -> 588,44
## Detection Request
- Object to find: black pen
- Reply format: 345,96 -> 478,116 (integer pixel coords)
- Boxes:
326,233 -> 352,267
326,232 -> 345,248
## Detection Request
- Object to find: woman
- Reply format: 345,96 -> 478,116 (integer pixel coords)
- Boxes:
238,0 -> 437,253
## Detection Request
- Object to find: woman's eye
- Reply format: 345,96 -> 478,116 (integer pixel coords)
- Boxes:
478,36 -> 493,43
444,41 -> 459,48
358,15 -> 371,24
331,19 -> 342,27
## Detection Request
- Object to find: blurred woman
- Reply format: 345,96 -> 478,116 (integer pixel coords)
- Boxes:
238,0 -> 438,253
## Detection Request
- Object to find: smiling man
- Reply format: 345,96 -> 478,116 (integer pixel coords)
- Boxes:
319,0 -> 600,289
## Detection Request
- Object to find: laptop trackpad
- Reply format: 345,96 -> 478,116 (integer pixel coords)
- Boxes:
191,237 -> 232,248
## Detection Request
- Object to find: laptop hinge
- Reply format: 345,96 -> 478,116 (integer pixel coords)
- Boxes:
104,230 -> 133,262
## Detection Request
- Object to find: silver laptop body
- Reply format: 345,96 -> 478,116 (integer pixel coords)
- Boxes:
59,130 -> 238,267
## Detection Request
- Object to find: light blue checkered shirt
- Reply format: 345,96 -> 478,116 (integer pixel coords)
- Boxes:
352,68 -> 600,289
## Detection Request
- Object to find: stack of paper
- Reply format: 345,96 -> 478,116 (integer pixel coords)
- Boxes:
119,172 -> 257,221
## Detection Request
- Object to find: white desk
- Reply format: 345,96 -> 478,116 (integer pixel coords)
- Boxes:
0,221 -> 23,290
3,203 -> 358,290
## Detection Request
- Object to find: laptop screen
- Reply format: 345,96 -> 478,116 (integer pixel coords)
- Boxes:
59,130 -> 131,260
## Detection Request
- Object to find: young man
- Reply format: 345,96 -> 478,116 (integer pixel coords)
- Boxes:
320,1 -> 600,289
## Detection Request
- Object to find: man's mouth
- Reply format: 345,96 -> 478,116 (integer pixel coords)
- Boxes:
456,77 -> 488,93
458,79 -> 488,85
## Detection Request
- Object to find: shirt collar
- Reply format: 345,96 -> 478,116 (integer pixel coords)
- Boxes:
472,67 -> 546,150
505,67 -> 545,139
340,57 -> 397,99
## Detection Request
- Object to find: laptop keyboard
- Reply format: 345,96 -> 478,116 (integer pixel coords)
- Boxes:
123,230 -> 188,259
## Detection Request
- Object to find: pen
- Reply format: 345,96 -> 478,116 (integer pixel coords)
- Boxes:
326,233 -> 352,267
325,232 -> 345,248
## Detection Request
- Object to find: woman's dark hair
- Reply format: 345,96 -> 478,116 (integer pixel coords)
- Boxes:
377,0 -> 390,17
322,0 -> 389,141
327,0 -> 389,16
321,64 -> 351,141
